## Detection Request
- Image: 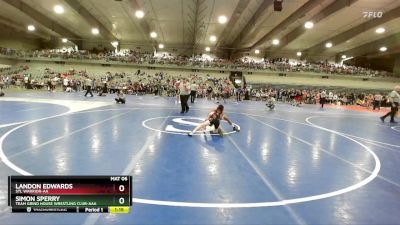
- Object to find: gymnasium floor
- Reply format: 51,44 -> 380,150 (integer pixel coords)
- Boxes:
0,92 -> 399,225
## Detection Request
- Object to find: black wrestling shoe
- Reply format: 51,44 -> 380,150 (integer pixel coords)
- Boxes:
185,106 -> 189,113
180,111 -> 184,114
390,120 -> 398,123
380,117 -> 384,122
187,132 -> 193,137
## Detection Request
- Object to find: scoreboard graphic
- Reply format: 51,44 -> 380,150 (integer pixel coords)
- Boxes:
8,176 -> 132,213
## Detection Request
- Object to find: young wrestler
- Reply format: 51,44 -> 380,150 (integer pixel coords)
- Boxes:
188,105 -> 239,136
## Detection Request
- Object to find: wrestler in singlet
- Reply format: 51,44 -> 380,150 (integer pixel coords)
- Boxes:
208,109 -> 223,129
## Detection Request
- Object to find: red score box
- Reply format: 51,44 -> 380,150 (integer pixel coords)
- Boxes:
113,183 -> 129,195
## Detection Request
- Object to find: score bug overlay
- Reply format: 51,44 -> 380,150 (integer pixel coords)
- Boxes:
8,176 -> 132,213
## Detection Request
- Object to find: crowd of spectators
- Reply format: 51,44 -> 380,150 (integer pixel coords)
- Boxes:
0,65 -> 234,99
0,62 -> 390,111
0,47 -> 391,77
249,87 -> 388,109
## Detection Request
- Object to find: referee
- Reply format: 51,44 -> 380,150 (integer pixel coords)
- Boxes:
380,86 -> 400,123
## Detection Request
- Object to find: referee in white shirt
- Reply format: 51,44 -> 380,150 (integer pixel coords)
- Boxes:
380,86 -> 400,123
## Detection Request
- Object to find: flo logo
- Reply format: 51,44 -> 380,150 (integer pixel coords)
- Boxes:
142,116 -> 240,136
363,11 -> 383,18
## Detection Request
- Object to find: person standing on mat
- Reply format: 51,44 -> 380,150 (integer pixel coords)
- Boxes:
320,90 -> 327,108
179,78 -> 190,113
175,79 -> 181,103
0,76 -> 4,92
206,85 -> 213,101
380,86 -> 400,123
190,81 -> 198,103
0,76 -> 4,97
235,87 -> 242,102
84,77 -> 93,97
373,93 -> 382,110
222,85 -> 230,103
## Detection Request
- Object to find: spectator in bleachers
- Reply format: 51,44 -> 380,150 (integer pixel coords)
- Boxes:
0,47 -> 391,77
